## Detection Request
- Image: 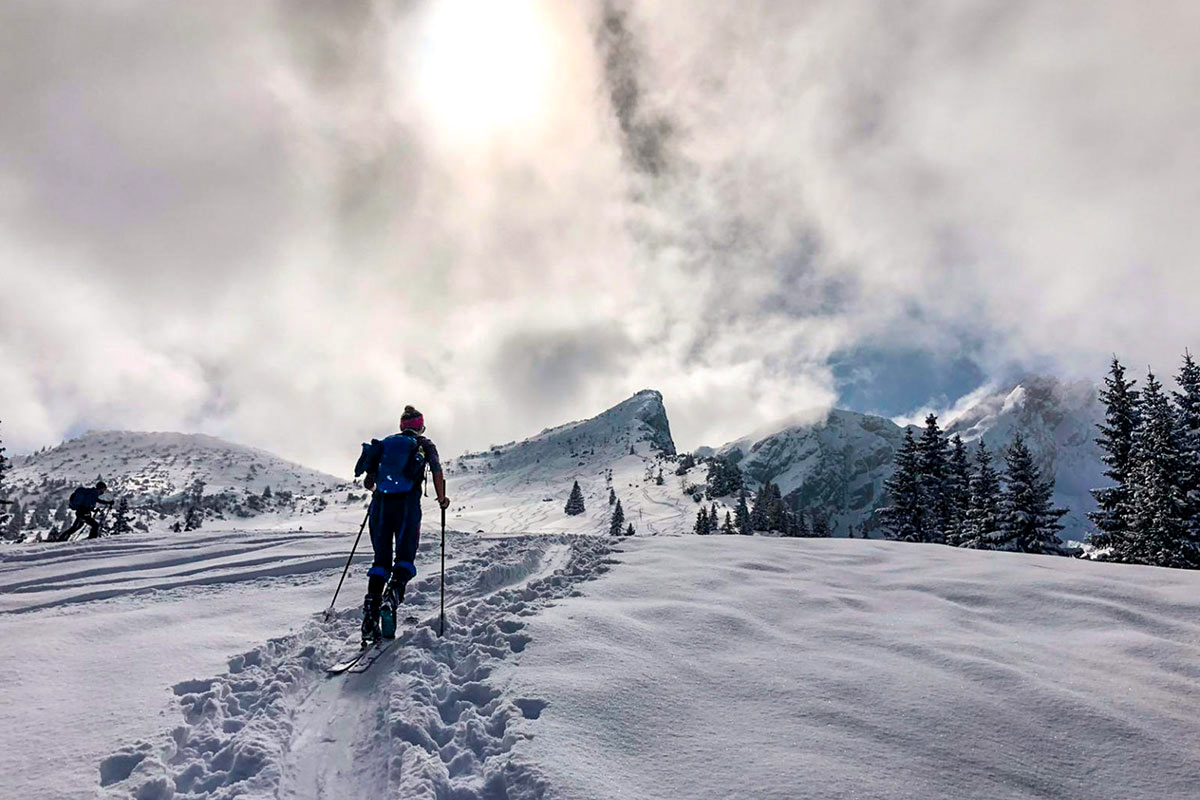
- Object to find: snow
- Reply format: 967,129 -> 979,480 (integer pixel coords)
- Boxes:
443,390 -> 720,536
0,526 -> 371,800
514,536 -> 1200,799
10,431 -> 344,501
3,523 -> 1199,799
2,394 -> 1198,798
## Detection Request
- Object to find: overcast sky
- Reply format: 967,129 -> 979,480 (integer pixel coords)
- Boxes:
2,0 -> 1199,474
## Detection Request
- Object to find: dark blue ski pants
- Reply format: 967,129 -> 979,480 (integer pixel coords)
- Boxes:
367,490 -> 422,589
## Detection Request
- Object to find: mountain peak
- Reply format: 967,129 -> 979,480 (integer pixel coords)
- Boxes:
604,390 -> 675,455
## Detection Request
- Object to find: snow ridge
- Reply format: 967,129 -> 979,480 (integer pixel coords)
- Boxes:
10,430 -> 343,502
98,533 -> 614,799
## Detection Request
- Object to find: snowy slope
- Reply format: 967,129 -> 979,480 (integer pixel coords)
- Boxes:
9,430 -> 345,501
445,390 -> 723,536
4,431 -> 351,539
514,536 -> 1200,799
3,527 -> 1198,799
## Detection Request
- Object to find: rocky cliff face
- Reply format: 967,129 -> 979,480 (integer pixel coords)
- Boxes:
945,377 -> 1104,541
719,409 -> 909,535
714,376 -> 1104,541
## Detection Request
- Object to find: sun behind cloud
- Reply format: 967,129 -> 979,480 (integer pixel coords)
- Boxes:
413,0 -> 554,139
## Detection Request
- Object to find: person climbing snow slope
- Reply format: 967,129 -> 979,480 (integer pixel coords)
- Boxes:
51,481 -> 113,541
354,406 -> 449,647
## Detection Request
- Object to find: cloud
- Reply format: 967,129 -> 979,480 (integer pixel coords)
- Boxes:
2,0 -> 1198,473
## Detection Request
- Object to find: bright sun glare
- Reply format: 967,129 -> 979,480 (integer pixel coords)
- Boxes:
416,0 -> 553,137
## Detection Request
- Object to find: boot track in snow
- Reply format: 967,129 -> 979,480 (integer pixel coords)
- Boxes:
98,533 -> 615,799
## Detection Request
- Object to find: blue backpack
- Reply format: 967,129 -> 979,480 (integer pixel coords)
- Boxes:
68,487 -> 86,510
355,433 -> 426,494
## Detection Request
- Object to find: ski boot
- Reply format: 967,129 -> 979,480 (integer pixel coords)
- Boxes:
380,578 -> 405,639
360,593 -> 382,649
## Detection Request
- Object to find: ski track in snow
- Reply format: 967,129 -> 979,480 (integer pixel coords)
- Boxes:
97,534 -> 614,800
0,531 -> 357,615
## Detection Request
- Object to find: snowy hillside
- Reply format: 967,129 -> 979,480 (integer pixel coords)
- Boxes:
2,526 -> 1197,799
10,430 -> 344,500
5,431 -> 350,539
445,390 -> 721,536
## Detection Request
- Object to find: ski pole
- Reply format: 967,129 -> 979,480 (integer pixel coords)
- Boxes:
325,507 -> 370,622
439,505 -> 446,638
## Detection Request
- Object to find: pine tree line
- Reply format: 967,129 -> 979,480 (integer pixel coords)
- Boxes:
694,483 -> 830,537
879,414 -> 1068,554
1088,354 -> 1200,569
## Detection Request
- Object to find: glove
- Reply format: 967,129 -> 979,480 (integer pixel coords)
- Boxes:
438,496 -> 450,510
364,473 -> 376,491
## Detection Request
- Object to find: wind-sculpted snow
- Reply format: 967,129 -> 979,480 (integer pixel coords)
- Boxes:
514,537 -> 1200,800
98,534 -> 613,800
0,529 -> 353,615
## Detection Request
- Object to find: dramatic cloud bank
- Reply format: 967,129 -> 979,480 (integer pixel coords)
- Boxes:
1,0 -> 1198,472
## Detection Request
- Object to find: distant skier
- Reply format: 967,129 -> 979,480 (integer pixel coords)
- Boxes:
354,406 -> 450,647
51,481 -> 113,541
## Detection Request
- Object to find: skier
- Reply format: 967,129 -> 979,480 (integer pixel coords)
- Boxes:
51,481 -> 113,541
354,406 -> 449,647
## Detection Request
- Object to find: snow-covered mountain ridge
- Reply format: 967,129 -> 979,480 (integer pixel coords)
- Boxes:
4,431 -> 350,539
715,376 -> 1104,540
10,430 -> 343,501
445,390 -> 701,535
3,379 -> 1107,541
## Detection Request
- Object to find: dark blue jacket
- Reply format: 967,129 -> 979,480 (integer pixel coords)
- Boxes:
73,487 -> 107,511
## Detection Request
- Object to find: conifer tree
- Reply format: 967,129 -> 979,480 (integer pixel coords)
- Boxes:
6,500 -> 23,540
30,498 -> 51,529
625,523 -> 635,536
946,435 -> 971,545
1172,351 -> 1200,566
917,414 -> 951,543
961,441 -> 1002,549
112,497 -> 132,534
735,489 -> 750,534
765,483 -> 786,532
749,483 -> 770,531
564,480 -> 586,516
995,433 -> 1067,554
811,512 -> 830,538
721,511 -> 735,535
608,487 -> 616,506
609,499 -> 625,536
709,501 -> 719,528
694,506 -> 709,535
880,428 -> 923,542
656,468 -> 664,486
705,456 -> 744,498
262,485 -> 273,500
1089,357 -> 1140,554
795,509 -> 810,537
1125,370 -> 1190,567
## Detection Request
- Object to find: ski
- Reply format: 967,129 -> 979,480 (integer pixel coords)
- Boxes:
325,641 -> 381,675
324,616 -> 418,676
347,639 -> 396,673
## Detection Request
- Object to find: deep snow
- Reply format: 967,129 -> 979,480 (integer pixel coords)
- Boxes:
2,525 -> 1198,799
514,537 -> 1200,799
